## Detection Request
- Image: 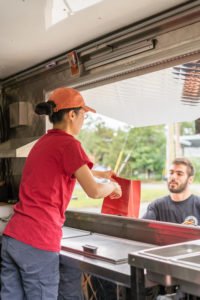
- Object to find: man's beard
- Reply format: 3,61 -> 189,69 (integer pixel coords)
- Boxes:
168,179 -> 188,193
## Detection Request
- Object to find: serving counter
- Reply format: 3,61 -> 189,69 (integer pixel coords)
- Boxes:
129,239 -> 200,298
60,210 -> 200,299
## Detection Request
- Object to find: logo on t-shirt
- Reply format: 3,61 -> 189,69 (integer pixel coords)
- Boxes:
183,216 -> 198,226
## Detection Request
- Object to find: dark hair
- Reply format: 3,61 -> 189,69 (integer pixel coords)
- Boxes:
172,157 -> 195,177
35,101 -> 82,124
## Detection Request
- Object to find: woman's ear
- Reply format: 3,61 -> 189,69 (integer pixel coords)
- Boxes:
67,110 -> 75,121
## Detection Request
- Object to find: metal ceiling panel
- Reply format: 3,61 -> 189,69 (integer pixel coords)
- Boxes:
0,0 -> 188,79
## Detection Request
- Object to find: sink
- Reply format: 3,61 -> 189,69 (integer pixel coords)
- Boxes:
143,244 -> 200,258
177,254 -> 200,267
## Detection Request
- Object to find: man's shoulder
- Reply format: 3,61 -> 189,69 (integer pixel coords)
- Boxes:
142,195 -> 170,220
191,194 -> 200,203
150,195 -> 170,207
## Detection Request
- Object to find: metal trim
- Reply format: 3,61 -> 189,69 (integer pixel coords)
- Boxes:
84,40 -> 154,70
73,50 -> 200,90
65,210 -> 200,246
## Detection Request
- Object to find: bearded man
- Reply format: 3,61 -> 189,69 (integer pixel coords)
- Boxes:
143,157 -> 200,225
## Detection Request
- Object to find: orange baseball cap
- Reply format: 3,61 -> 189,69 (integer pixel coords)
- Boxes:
49,87 -> 96,113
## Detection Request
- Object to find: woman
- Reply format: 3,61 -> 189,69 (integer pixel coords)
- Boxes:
1,87 -> 121,300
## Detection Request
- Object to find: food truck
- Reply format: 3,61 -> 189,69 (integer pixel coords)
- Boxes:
0,1 -> 200,299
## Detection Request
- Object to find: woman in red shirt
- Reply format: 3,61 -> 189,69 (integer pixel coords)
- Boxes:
1,87 -> 121,300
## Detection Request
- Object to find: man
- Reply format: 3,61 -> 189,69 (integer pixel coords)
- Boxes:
143,158 -> 200,299
143,157 -> 200,226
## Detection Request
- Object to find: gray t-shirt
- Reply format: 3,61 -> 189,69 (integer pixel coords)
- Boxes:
142,194 -> 200,225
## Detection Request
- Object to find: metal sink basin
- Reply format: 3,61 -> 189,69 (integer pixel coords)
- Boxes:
177,254 -> 200,267
143,243 -> 200,258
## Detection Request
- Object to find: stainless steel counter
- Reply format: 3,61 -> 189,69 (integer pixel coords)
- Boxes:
62,226 -> 90,239
60,248 -> 131,286
129,239 -> 200,296
61,227 -> 155,286
61,211 -> 200,298
60,226 -> 132,286
64,210 -> 200,246
62,233 -> 155,264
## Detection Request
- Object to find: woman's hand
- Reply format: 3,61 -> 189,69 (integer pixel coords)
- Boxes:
75,165 -> 121,199
91,169 -> 121,198
92,169 -> 117,181
103,170 -> 117,181
109,182 -> 122,199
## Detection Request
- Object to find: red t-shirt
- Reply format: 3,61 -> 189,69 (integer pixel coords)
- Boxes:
4,129 -> 93,252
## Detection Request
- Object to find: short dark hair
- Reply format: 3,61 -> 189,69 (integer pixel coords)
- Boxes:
172,157 -> 195,177
35,101 -> 82,124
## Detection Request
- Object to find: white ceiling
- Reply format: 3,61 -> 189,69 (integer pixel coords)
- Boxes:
0,0 -> 188,79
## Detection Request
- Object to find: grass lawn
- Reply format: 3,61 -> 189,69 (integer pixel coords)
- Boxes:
68,185 -> 200,209
68,189 -> 103,209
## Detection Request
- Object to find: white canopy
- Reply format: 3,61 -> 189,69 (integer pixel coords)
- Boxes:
82,65 -> 200,127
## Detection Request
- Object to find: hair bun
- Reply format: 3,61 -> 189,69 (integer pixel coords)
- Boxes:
35,101 -> 56,116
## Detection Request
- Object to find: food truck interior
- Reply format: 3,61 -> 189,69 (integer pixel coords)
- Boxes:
0,0 -> 200,299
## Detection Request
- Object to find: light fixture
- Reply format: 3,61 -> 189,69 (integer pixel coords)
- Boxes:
84,39 -> 154,71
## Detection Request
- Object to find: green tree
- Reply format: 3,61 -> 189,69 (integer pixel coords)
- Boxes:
78,116 -> 115,164
104,126 -> 166,179
78,116 -> 166,180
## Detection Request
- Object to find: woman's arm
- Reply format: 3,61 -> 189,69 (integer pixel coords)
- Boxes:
91,170 -> 116,181
74,165 -> 121,199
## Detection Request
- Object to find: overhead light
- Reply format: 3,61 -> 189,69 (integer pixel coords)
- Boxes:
84,39 -> 154,71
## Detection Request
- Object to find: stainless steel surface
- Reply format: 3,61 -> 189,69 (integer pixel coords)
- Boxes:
2,0 -> 192,80
60,249 -> 131,287
62,226 -> 90,239
9,102 -> 33,128
178,254 -> 200,266
60,214 -> 157,286
65,210 -> 200,246
2,1 -> 200,85
129,239 -> 200,296
61,213 -> 200,293
84,39 -> 154,71
61,233 -> 154,264
141,241 -> 200,259
147,271 -> 178,287
179,280 -> 200,297
0,137 -> 39,158
60,249 -> 158,288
